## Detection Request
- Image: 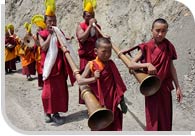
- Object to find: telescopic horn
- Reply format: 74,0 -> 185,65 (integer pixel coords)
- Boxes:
93,23 -> 161,96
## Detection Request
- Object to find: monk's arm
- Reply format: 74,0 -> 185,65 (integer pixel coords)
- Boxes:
38,34 -> 51,51
170,60 -> 182,102
126,50 -> 156,74
76,25 -> 91,43
77,63 -> 98,85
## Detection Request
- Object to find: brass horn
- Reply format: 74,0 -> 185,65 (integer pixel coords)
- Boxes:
93,23 -> 161,96
53,27 -> 114,130
23,34 -> 35,48
80,85 -> 113,130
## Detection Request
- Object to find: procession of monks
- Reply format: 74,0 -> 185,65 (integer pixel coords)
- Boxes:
5,0 -> 183,131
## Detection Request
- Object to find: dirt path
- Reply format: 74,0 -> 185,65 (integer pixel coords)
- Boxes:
4,61 -> 149,132
4,62 -> 195,132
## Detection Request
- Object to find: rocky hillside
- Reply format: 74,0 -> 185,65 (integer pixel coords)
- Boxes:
5,0 -> 195,131
5,0 -> 190,44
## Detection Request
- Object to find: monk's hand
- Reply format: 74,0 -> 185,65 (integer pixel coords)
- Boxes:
104,34 -> 111,40
147,63 -> 157,75
89,18 -> 97,27
176,87 -> 183,103
94,70 -> 100,80
48,26 -> 54,34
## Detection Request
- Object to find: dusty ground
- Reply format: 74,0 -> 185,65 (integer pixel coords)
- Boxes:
4,59 -> 195,134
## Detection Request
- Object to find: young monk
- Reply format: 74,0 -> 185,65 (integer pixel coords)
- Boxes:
123,18 -> 183,131
77,37 -> 127,130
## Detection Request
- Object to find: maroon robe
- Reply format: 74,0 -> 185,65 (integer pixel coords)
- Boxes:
139,38 -> 177,131
89,60 -> 126,131
39,30 -> 75,114
76,22 -> 101,104
5,36 -> 17,72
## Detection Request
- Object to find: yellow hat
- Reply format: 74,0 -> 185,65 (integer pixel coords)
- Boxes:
83,0 -> 96,13
44,0 -> 56,16
31,14 -> 47,29
7,23 -> 14,31
23,22 -> 32,33
36,21 -> 47,29
5,25 -> 8,33
84,2 -> 94,13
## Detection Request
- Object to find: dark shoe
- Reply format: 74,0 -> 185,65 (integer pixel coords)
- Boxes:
44,113 -> 52,123
5,69 -> 9,74
27,75 -> 33,81
120,99 -> 128,114
8,69 -> 13,73
52,113 -> 65,125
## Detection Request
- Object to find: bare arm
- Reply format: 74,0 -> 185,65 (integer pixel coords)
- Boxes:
77,63 -> 100,85
170,60 -> 183,102
128,50 -> 157,74
76,24 -> 92,43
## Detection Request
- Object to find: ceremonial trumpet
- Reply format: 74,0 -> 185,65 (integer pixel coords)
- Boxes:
23,34 -> 35,48
92,23 -> 161,96
53,27 -> 114,130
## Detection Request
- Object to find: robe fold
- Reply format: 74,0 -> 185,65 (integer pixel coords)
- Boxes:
89,59 -> 126,131
34,42 -> 43,87
138,38 -> 177,131
39,29 -> 75,114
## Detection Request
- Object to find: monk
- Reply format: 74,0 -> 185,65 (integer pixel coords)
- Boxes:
38,1 -> 75,125
16,22 -> 36,81
123,18 -> 183,131
7,23 -> 20,63
77,37 -> 128,131
76,2 -> 101,104
5,25 -> 17,74
31,14 -> 47,89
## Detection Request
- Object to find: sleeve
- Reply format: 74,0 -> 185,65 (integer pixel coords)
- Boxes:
138,43 -> 146,62
169,41 -> 177,60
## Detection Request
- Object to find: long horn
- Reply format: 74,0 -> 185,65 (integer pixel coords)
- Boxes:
53,27 -> 113,130
93,23 -> 161,96
23,34 -> 35,48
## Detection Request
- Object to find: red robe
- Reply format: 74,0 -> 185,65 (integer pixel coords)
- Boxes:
89,59 -> 126,131
39,30 -> 75,114
76,22 -> 101,104
139,38 -> 177,131
5,36 -> 17,71
77,22 -> 101,72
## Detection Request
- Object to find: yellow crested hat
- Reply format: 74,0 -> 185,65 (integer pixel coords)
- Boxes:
31,14 -> 47,29
83,0 -> 96,13
5,25 -> 8,33
36,21 -> 47,29
23,22 -> 32,33
7,23 -> 14,31
45,0 -> 56,16
84,2 -> 94,13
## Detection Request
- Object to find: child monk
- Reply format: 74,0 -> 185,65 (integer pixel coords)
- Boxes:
77,37 -> 127,130
123,18 -> 183,131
